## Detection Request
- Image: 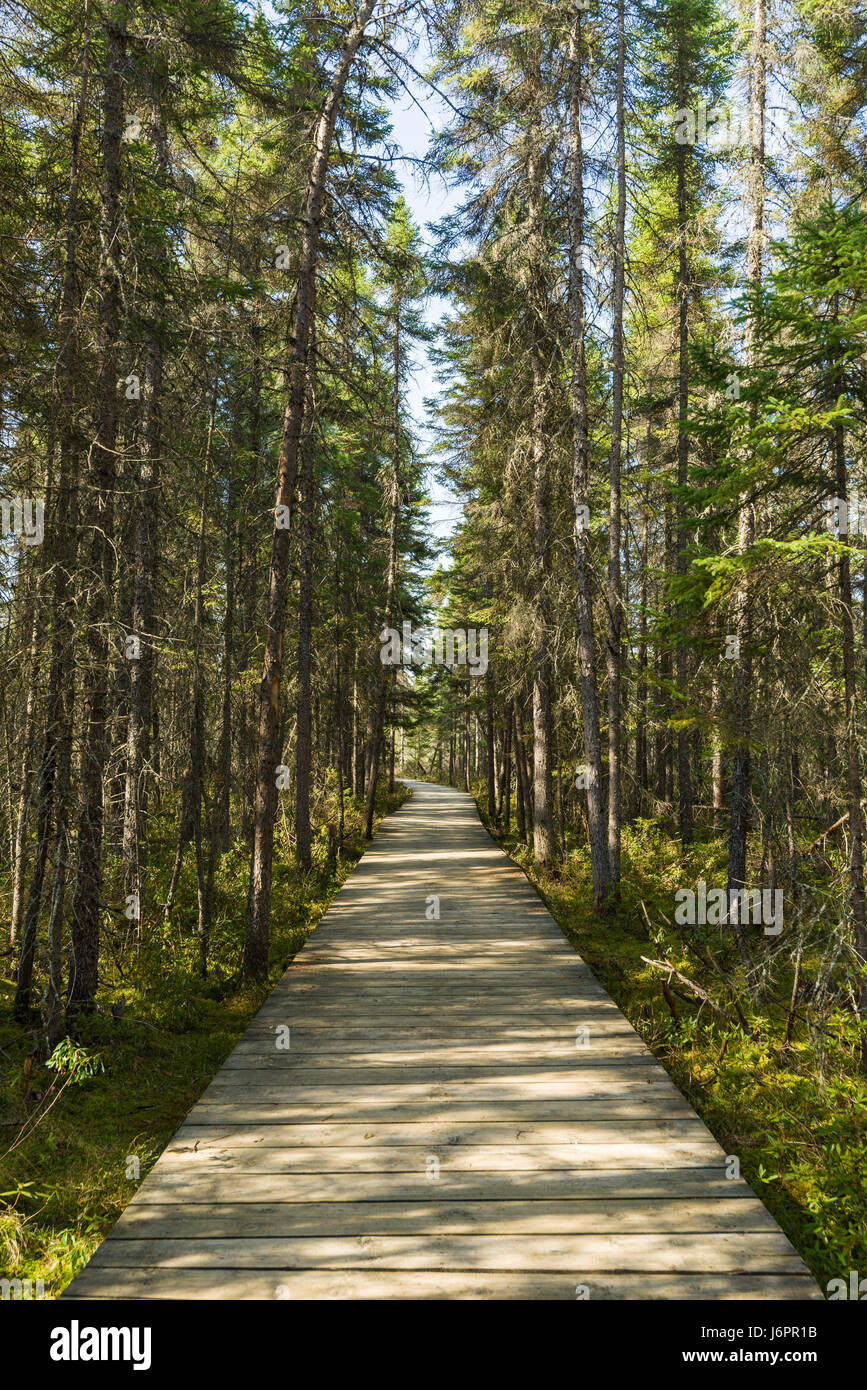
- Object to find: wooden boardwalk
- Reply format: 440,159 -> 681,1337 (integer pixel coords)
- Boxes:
64,780 -> 820,1300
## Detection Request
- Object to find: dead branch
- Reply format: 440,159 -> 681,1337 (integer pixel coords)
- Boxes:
804,800 -> 867,855
640,955 -> 752,1035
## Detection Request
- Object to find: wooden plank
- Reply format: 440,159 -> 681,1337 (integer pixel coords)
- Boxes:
201,1072 -> 682,1097
173,1119 -> 712,1147
102,1198 -> 782,1238
187,1097 -> 699,1123
241,1020 -> 643,1038
224,1041 -> 656,1064
149,1142 -> 728,1172
260,990 -> 613,1005
271,960 -> 593,973
62,1268 -> 822,1301
128,1169 -> 769,1204
271,968 -> 602,980
82,1232 -> 805,1273
211,1062 -> 665,1081
242,1009 -> 619,1025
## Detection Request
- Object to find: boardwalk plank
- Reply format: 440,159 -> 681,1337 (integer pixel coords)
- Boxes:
143,1142 -> 728,1172
187,1099 -> 702,1123
64,1269 -> 820,1301
172,1120 -> 714,1146
124,1169 -> 775,1203
83,1232 -> 804,1273
101,1199 -> 782,1238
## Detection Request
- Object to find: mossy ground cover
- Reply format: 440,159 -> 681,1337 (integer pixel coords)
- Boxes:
0,784 -> 409,1297
477,797 -> 867,1296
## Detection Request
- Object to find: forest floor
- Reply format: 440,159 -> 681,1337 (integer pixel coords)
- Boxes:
0,783 -> 409,1297
476,794 -> 867,1295
3,777 -> 863,1299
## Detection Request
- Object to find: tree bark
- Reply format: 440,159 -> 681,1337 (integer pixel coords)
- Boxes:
513,707 -> 527,841
67,9 -> 125,1021
527,45 -> 556,866
296,335 -> 317,870
10,588 -> 41,948
607,0 -> 627,886
835,428 -> 867,1069
363,297 -> 402,840
675,16 -> 694,847
727,0 -> 765,933
568,8 -> 609,906
486,673 -> 496,823
14,0 -> 92,1019
636,458 -> 650,798
192,391 -> 217,962
122,100 -> 167,886
245,0 -> 378,977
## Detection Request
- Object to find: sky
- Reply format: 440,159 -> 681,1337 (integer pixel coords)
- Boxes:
383,49 -> 464,557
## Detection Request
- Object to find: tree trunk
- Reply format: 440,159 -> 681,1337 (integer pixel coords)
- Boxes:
296,327 -> 317,871
568,8 -> 609,906
10,589 -> 41,948
191,392 -> 218,960
245,0 -> 378,977
711,669 -> 725,831
835,430 -> 867,1069
363,283 -> 403,840
503,703 -> 513,831
486,675 -> 496,823
513,708 -> 527,841
67,10 -> 125,1021
607,0 -> 627,886
527,46 -> 556,866
727,0 -> 764,936
218,480 -> 236,853
122,101 -> 167,886
636,460 -> 650,798
14,0 -> 92,1019
675,21 -> 693,847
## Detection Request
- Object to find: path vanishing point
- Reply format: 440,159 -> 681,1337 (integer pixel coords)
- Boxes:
64,780 -> 821,1300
